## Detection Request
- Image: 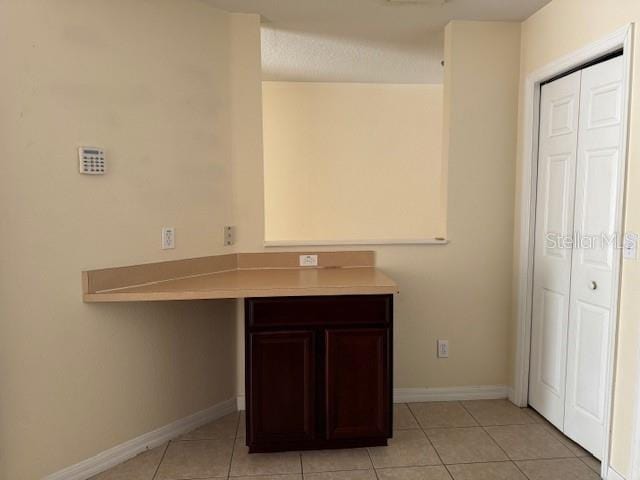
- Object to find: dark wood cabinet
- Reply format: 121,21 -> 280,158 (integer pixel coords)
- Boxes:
245,294 -> 393,453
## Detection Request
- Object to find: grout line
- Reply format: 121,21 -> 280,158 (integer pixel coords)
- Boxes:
303,468 -> 377,473
578,455 -> 602,475
227,436 -> 239,478
411,403 -> 448,470
509,458 -> 594,480
419,403 -> 453,466
510,458 -> 532,480
421,424 -> 539,430
459,401 -> 523,470
151,441 -> 170,480
416,402 -> 479,431
299,448 -> 304,477
373,465 -> 453,480
174,436 -> 238,443
226,412 -> 242,479
234,410 -> 241,438
457,403 -> 568,479
442,464 -> 455,479
474,423 -> 532,479
365,448 -> 380,480
439,459 -> 525,466
405,402 -> 422,431
458,401 -> 482,427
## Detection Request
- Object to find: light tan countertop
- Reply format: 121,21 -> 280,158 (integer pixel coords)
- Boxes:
83,251 -> 398,302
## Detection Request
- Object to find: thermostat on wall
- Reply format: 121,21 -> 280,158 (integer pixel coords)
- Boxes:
78,147 -> 106,175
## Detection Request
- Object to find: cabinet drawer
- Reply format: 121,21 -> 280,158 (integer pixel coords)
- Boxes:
246,295 -> 392,328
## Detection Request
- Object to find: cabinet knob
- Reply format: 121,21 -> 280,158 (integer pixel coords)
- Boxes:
589,281 -> 598,290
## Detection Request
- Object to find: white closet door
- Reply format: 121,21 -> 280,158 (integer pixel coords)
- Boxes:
564,55 -> 624,459
529,71 -> 581,430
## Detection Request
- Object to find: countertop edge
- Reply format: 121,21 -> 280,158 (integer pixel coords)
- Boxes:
83,285 -> 399,303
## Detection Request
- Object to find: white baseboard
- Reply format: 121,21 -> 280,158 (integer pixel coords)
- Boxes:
238,386 -> 509,412
43,397 -> 237,480
237,395 -> 246,411
394,385 -> 509,403
608,467 -> 625,480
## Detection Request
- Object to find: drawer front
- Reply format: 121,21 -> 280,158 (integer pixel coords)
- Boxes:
246,295 -> 392,329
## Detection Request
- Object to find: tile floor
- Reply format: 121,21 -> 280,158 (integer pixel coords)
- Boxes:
91,400 -> 602,480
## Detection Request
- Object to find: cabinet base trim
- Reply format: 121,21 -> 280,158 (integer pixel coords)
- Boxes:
43,397 -> 237,480
237,386 -> 510,411
394,385 -> 509,403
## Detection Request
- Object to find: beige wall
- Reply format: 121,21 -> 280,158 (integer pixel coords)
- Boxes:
0,1 -> 251,478
515,1 -> 640,476
228,12 -> 265,405
262,82 -> 445,242
233,21 -> 521,397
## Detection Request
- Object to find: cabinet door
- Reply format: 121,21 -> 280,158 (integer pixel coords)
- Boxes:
325,328 -> 390,440
248,331 -> 315,444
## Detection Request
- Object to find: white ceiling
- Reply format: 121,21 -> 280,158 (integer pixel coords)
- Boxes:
202,0 -> 551,84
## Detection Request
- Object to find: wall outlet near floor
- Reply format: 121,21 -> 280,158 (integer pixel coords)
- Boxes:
437,339 -> 449,358
299,254 -> 318,267
224,225 -> 235,246
161,227 -> 175,250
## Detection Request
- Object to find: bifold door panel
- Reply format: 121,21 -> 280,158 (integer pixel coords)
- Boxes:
529,71 -> 581,431
564,55 -> 624,458
529,55 -> 624,460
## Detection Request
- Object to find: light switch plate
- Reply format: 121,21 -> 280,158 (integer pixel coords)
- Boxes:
299,254 -> 318,267
437,339 -> 449,358
623,232 -> 638,260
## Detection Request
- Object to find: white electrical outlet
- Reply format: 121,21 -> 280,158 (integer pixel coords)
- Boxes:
299,254 -> 318,267
161,227 -> 175,250
224,226 -> 235,246
437,339 -> 449,358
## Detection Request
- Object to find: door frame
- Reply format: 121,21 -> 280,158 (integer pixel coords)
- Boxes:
513,24 -> 634,478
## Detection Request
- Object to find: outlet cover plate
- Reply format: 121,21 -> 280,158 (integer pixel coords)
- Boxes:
162,227 -> 175,250
224,226 -> 235,246
437,339 -> 449,358
299,254 -> 318,267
